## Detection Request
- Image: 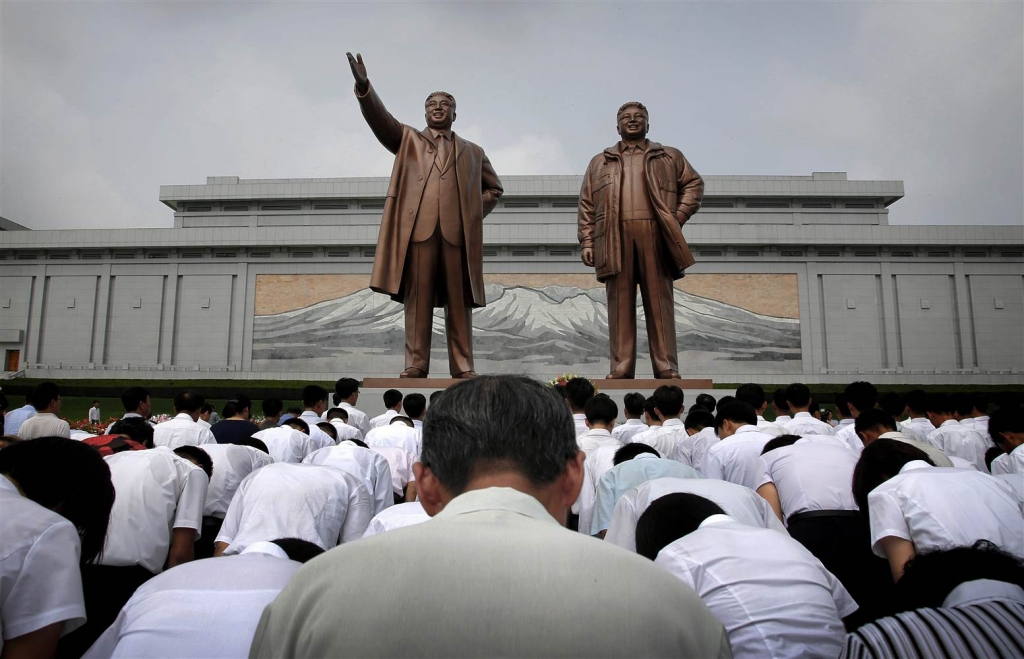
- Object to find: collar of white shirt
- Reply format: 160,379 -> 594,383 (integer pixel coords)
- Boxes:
662,419 -> 683,428
0,474 -> 19,496
697,513 -> 735,529
241,541 -> 291,560
733,425 -> 763,436
585,429 -> 613,438
793,411 -> 813,419
173,413 -> 194,423
973,416 -> 990,424
413,420 -> 423,429
436,487 -> 556,525
572,413 -> 586,421
879,431 -> 909,441
624,419 -> 644,426
300,411 -> 321,421
633,453 -> 660,462
940,419 -> 959,428
944,579 -> 1024,608
838,419 -> 854,426
900,460 -> 933,474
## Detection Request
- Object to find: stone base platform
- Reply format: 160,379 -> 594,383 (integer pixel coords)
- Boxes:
363,377 -> 713,390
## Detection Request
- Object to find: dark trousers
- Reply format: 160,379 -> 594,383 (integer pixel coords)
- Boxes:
787,512 -> 895,627
57,564 -> 155,658
194,516 -> 224,560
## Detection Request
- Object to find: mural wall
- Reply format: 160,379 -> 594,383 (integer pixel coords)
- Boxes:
252,274 -> 801,378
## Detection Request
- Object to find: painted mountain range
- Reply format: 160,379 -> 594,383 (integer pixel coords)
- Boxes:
252,283 -> 800,370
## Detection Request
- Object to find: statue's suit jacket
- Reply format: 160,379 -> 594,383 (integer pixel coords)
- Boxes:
355,83 -> 503,308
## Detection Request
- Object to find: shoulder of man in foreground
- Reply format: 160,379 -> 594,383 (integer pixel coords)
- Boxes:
249,491 -> 731,658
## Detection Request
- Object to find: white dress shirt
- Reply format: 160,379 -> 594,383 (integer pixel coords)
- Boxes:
216,462 -> 372,553
655,515 -> 857,659
899,416 -> 936,444
629,418 -> 689,462
995,473 -> 1024,500
612,418 -> 649,443
362,501 -> 431,538
199,444 -> 275,518
88,407 -> 101,423
572,413 -> 589,439
774,414 -> 792,425
834,419 -> 863,454
104,412 -> 150,436
927,419 -> 989,471
369,445 -> 417,496
16,412 -> 71,440
298,411 -> 334,449
572,444 -> 620,535
334,402 -> 369,436
592,454 -> 701,534
365,423 -> 421,459
990,444 -> 1024,475
100,448 -> 209,574
153,413 -> 216,449
703,425 -> 776,490
783,411 -> 835,438
2,404 -> 36,436
878,431 -> 953,467
82,546 -> 301,659
756,416 -> 786,437
196,418 -> 211,430
304,443 -> 394,516
605,477 -> 788,552
330,420 -> 364,442
758,441 -> 859,518
369,409 -> 400,430
0,476 -> 86,648
868,460 -> 1024,558
578,428 -> 622,452
252,426 -> 314,463
677,427 -> 719,473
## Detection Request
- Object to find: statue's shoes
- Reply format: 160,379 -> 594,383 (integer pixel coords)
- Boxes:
399,367 -> 428,378
606,371 -> 628,379
453,371 -> 478,379
656,370 -> 681,379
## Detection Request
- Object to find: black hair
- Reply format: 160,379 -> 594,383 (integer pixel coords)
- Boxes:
261,397 -> 283,418
344,438 -> 370,449
635,493 -> 725,561
110,417 -> 155,448
716,395 -> 736,409
852,438 -> 934,512
695,393 -> 717,413
613,442 -> 659,466
284,418 -> 310,434
383,389 -> 404,410
584,394 -> 618,425
772,388 -> 789,411
326,407 -> 349,422
761,434 -> 801,455
200,403 -> 215,416
240,437 -> 270,454
564,378 -> 596,412
925,393 -> 954,415
335,377 -> 360,400
303,385 -> 328,409
653,385 -> 685,417
808,400 -> 821,416
951,392 -> 974,418
429,390 -> 444,405
174,446 -> 213,480
28,382 -> 60,411
734,384 -> 765,411
403,393 -> 427,419
0,437 -> 115,565
785,382 -> 811,408
271,537 -> 326,563
683,409 -> 716,432
904,389 -> 928,415
174,392 -> 205,414
286,406 -> 303,417
222,395 -> 252,420
623,392 -> 646,416
896,540 -> 1024,612
877,392 -> 906,418
420,375 -> 579,495
0,393 -> 7,412
389,416 -> 414,428
845,381 -> 878,414
854,408 -> 898,436
988,406 -> 1024,450
317,422 -> 338,441
971,393 -> 990,415
714,401 -> 757,431
985,446 -> 1005,471
121,386 -> 150,413
834,393 -> 851,418
643,397 -> 661,422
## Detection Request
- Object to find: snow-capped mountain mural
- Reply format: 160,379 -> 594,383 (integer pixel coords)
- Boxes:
252,282 -> 801,377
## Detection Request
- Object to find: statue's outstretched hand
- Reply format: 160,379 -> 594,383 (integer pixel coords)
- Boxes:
347,52 -> 369,94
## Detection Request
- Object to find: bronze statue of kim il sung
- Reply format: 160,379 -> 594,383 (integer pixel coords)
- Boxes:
346,53 -> 503,379
578,102 -> 704,379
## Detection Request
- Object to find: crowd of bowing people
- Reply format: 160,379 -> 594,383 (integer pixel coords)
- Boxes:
1,375 -> 1022,658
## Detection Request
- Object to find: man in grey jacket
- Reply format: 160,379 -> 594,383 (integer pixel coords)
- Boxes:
250,375 -> 731,658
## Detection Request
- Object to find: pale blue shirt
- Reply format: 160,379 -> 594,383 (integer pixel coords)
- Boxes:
591,454 -> 701,534
3,404 -> 36,436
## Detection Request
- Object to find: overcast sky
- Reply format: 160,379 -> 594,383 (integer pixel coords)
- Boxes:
2,1 -> 1022,230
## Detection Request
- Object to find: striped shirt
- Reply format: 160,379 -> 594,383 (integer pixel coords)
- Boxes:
840,581 -> 1024,658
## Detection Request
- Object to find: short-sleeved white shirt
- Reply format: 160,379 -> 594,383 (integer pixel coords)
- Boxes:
867,461 -> 1024,558
199,444 -> 275,517
303,443 -> 394,516
81,547 -> 300,659
362,501 -> 432,538
755,416 -> 786,437
572,445 -> 620,535
677,427 -> 719,473
298,411 -> 334,450
252,426 -> 314,463
758,441 -> 859,518
833,420 -> 863,454
703,425 -> 775,490
926,420 -> 989,471
782,412 -> 835,438
991,444 -> 1024,476
611,419 -> 648,444
592,455 -> 701,535
369,445 -> 416,496
153,413 -> 216,449
899,417 -> 936,444
369,409 -> 400,430
629,419 -> 688,462
216,463 -> 372,553
365,423 -> 421,459
329,420 -> 364,442
100,448 -> 209,574
578,429 -> 622,452
16,412 -> 72,440
332,403 -> 369,436
655,516 -> 857,659
572,414 -> 589,440
605,477 -> 788,552
0,476 -> 85,648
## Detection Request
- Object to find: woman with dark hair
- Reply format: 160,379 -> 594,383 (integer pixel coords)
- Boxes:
211,395 -> 261,446
853,438 -> 1024,583
0,437 -> 115,658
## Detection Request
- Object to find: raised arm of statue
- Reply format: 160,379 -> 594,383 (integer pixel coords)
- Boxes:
347,52 -> 405,155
